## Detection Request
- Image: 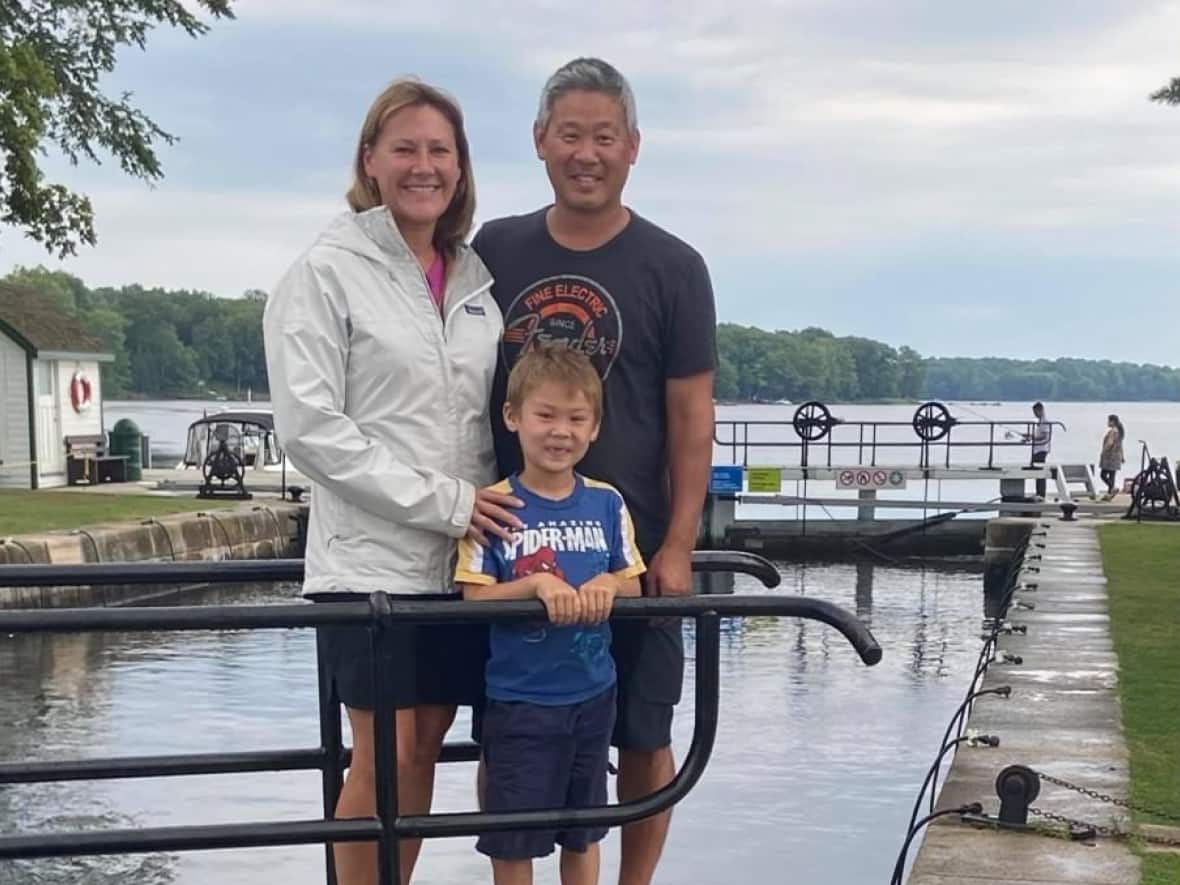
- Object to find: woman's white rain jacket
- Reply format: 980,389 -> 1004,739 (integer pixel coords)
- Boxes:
263,207 -> 502,595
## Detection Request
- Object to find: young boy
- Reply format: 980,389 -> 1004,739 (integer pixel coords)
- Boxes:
456,344 -> 645,885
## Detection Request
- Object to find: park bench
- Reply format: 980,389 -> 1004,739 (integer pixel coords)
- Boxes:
65,434 -> 129,485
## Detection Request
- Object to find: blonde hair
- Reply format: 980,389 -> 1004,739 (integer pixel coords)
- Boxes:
346,78 -> 476,257
505,344 -> 603,421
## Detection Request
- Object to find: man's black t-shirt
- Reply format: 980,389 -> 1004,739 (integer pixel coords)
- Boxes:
473,208 -> 717,558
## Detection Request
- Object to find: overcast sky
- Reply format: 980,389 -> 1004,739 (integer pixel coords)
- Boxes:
2,0 -> 1178,364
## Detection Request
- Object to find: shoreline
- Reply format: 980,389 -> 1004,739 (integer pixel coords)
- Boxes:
0,502 -> 306,608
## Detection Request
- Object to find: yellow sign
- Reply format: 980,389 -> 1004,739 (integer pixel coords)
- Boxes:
746,467 -> 783,493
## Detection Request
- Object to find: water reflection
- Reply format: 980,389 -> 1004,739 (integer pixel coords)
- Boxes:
855,560 -> 874,622
1,562 -> 983,884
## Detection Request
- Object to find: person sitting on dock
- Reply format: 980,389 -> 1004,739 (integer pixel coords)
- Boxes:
457,345 -> 645,885
1023,402 -> 1053,500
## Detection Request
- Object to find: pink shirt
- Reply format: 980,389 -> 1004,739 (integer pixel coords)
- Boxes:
425,254 -> 446,313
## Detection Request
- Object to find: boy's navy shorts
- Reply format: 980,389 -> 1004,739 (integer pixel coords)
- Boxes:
477,685 -> 617,860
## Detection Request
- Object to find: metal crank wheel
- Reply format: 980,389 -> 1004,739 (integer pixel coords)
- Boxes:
913,401 -> 955,442
793,401 -> 833,441
204,448 -> 243,485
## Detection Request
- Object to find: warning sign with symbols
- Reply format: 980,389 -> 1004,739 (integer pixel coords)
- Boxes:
836,468 -> 907,490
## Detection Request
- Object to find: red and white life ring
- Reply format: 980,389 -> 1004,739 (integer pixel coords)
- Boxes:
69,370 -> 93,414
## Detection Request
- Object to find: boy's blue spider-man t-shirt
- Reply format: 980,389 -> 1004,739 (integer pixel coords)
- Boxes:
455,473 -> 645,705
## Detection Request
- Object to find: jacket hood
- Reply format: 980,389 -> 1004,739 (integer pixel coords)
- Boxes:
317,206 -> 476,269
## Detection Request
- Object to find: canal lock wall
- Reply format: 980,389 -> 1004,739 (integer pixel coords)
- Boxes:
0,503 -> 308,608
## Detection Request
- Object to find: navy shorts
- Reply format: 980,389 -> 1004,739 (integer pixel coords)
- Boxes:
478,685 -> 617,859
309,593 -> 487,710
610,615 -> 684,751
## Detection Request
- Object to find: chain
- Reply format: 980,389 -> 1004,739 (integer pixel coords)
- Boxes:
1030,808 -> 1180,848
1029,807 -> 1118,840
1033,770 -> 1180,824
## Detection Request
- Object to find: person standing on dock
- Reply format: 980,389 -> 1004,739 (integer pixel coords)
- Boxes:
473,57 -> 717,885
1023,401 -> 1053,500
1099,414 -> 1125,499
263,78 -> 523,885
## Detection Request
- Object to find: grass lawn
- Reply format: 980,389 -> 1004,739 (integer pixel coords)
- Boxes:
1141,855 -> 1180,884
1097,523 -> 1180,882
0,489 -> 239,536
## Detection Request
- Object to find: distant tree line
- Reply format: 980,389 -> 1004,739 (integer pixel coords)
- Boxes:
923,356 -> 1180,402
1,267 -> 267,398
714,324 -> 1180,403
715,325 -> 926,402
4,268 -> 1179,402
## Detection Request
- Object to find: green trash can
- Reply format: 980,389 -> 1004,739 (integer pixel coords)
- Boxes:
109,418 -> 143,481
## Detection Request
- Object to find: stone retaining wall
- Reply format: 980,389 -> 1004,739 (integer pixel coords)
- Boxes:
0,503 -> 307,608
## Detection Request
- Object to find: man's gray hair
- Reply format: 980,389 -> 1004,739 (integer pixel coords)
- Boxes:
536,57 -> 638,133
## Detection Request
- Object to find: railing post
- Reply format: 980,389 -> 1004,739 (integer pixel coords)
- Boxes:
690,612 -> 721,774
369,592 -> 401,885
317,629 -> 343,885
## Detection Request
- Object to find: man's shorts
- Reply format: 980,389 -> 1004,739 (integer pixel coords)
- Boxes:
309,593 -> 488,710
609,616 -> 684,751
477,685 -> 616,859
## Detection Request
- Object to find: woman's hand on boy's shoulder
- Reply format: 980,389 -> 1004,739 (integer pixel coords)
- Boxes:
466,485 -> 524,546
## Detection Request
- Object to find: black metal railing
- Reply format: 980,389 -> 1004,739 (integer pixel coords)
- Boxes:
0,553 -> 882,884
714,401 -> 1067,470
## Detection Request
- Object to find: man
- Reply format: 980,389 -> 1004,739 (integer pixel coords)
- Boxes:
1024,401 -> 1052,499
473,57 -> 717,885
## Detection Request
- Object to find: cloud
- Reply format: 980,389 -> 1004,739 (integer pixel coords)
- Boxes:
2,0 -> 1179,363
2,184 -> 339,295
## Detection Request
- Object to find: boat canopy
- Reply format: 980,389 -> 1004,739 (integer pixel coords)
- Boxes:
182,410 -> 283,469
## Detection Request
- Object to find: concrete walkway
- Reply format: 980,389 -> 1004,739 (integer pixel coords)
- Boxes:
49,467 -> 306,498
907,518 -> 1140,885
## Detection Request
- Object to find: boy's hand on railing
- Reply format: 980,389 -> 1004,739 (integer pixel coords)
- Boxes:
534,574 -> 582,625
577,574 -> 619,624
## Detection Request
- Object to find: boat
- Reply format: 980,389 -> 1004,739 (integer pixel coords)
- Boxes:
177,409 -> 286,473
167,409 -> 308,498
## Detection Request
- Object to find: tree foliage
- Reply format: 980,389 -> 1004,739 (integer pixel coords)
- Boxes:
5,269 -> 1179,402
715,323 -> 1180,403
924,356 -> 1180,402
714,324 -> 926,402
0,0 -> 233,257
1,266 -> 266,398
1150,77 -> 1180,105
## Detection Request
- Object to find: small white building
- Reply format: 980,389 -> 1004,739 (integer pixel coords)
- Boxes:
0,284 -> 113,489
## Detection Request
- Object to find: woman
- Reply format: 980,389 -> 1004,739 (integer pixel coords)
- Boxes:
263,78 -> 521,885
1099,413 -> 1125,499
